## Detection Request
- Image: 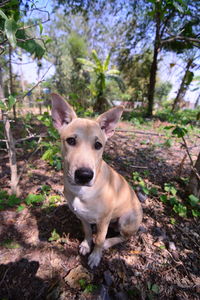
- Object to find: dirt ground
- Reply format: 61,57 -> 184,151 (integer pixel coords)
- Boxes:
0,120 -> 200,300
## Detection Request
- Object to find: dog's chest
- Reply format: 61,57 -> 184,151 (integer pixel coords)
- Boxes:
69,196 -> 100,224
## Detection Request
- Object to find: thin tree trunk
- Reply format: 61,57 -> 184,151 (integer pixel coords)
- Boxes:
188,151 -> 200,199
9,45 -> 16,119
171,59 -> 193,112
146,11 -> 161,117
0,63 -> 19,195
194,93 -> 200,109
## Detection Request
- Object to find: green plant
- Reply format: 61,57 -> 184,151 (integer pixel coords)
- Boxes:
188,194 -> 200,217
132,172 -> 149,195
40,184 -> 51,195
78,50 -> 124,112
160,183 -> 188,217
0,239 -> 21,249
147,282 -> 160,295
78,278 -> 98,293
37,113 -> 62,170
0,189 -> 22,211
48,229 -> 60,242
25,193 -> 45,206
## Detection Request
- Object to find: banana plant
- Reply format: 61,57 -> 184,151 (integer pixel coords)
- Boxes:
78,50 -> 124,113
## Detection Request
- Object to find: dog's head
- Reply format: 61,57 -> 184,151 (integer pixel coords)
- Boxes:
51,93 -> 123,187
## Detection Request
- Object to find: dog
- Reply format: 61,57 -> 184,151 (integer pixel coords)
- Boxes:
51,93 -> 143,268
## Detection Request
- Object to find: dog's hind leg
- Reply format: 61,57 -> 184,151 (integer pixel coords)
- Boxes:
79,219 -> 92,255
104,209 -> 142,250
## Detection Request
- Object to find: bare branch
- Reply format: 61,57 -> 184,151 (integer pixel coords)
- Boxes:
20,64 -> 53,100
161,35 -> 200,47
0,0 -> 9,8
21,9 -> 50,30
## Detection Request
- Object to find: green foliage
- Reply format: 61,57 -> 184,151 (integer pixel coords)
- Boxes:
118,49 -> 152,103
0,95 -> 16,112
5,17 -> 18,48
155,81 -> 172,103
160,183 -> 187,217
48,229 -> 60,242
132,171 -> 149,195
0,239 -> 21,249
147,282 -> 160,295
40,184 -> 51,195
0,4 -> 45,58
188,194 -> 200,217
25,193 -> 45,206
0,189 -> 22,210
78,50 -> 123,112
47,195 -> 61,207
157,107 -> 200,125
160,184 -> 200,218
37,112 -> 62,170
78,278 -> 98,293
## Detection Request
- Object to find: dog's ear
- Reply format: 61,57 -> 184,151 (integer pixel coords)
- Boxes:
97,106 -> 124,138
51,93 -> 77,130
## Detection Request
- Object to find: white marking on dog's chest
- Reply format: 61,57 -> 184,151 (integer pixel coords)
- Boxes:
70,196 -> 99,224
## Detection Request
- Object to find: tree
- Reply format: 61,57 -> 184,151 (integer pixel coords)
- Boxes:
145,0 -> 200,116
155,81 -> 172,104
46,13 -> 90,106
78,50 -> 123,113
171,57 -> 194,111
118,49 -> 152,105
53,0 -> 200,117
0,0 -> 47,194
188,152 -> 200,199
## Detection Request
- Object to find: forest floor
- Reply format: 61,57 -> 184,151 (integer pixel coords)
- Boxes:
0,119 -> 200,300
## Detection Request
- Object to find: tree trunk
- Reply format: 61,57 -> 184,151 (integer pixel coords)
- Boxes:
9,45 -> 17,119
171,59 -> 193,112
188,151 -> 200,199
146,11 -> 161,117
94,94 -> 108,113
194,93 -> 200,109
0,63 -> 19,195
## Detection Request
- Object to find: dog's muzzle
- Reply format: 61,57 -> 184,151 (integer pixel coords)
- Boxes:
74,167 -> 94,185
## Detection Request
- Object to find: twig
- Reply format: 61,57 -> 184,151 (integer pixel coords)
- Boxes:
0,267 -> 10,287
21,9 -> 50,30
161,35 -> 200,47
0,0 -> 9,8
19,64 -> 53,100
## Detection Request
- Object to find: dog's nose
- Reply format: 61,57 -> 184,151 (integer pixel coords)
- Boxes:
75,168 -> 94,185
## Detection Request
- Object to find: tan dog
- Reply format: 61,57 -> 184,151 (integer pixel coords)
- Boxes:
51,93 -> 143,268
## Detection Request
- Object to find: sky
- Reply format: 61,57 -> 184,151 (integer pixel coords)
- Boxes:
12,0 -> 200,104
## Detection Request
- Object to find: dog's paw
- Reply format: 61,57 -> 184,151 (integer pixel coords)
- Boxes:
79,240 -> 91,255
88,250 -> 102,268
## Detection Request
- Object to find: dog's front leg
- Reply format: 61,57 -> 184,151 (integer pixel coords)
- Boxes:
79,219 -> 92,255
88,218 -> 110,268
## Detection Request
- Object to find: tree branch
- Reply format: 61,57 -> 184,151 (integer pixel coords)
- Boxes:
0,0 -> 9,8
161,35 -> 200,46
17,64 -> 53,101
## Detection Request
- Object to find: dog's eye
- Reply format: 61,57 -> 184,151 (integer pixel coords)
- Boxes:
94,141 -> 102,150
66,137 -> 76,146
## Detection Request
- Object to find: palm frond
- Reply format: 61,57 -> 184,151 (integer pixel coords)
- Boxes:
77,58 -> 96,69
106,69 -> 120,75
106,75 -> 125,92
91,50 -> 103,71
103,52 -> 111,72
